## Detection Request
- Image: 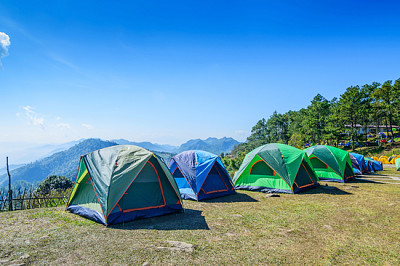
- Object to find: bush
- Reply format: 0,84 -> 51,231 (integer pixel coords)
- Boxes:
36,175 -> 73,194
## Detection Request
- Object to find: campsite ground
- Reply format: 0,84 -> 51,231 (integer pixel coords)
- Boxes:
1,168 -> 400,265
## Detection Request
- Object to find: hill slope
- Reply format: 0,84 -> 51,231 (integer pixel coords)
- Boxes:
0,139 -> 117,186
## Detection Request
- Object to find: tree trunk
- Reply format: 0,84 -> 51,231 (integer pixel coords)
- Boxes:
388,104 -> 393,140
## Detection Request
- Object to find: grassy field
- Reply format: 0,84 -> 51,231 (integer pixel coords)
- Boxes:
1,169 -> 400,265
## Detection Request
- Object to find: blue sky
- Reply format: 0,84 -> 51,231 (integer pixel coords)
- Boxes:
1,0 -> 400,151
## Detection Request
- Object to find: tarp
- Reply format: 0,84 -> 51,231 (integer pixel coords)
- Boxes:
350,153 -> 366,173
365,157 -> 383,171
67,145 -> 183,225
168,150 -> 235,200
233,143 -> 319,194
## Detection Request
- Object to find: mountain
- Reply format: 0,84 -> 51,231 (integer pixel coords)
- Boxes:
111,139 -> 178,153
0,139 -> 117,186
0,164 -> 26,176
112,137 -> 241,155
178,137 -> 240,155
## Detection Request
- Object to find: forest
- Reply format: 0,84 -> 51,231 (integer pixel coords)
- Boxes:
222,78 -> 400,176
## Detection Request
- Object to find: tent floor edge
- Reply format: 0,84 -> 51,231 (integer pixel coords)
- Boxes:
106,204 -> 183,225
197,189 -> 236,201
318,177 -> 344,183
235,185 -> 293,194
67,205 -> 106,225
292,183 -> 320,194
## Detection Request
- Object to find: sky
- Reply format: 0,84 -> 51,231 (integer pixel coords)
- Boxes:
1,0 -> 400,153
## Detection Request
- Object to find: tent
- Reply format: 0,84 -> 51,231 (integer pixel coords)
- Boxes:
349,153 -> 362,175
233,143 -> 319,194
395,158 -> 400,171
305,145 -> 354,183
67,145 -> 183,225
350,153 -> 366,174
365,157 -> 383,171
168,150 -> 235,201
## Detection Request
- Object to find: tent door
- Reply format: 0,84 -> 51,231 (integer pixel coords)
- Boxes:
117,161 -> 166,212
200,164 -> 229,194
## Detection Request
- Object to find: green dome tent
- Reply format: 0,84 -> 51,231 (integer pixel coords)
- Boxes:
66,145 -> 183,225
305,145 -> 354,183
233,143 -> 319,194
396,158 -> 400,171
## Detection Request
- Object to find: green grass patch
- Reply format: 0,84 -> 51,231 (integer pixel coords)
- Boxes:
1,173 -> 400,264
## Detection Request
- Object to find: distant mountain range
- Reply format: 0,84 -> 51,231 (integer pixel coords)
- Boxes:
112,137 -> 239,155
111,139 -> 178,153
0,137 -> 240,187
178,137 -> 239,155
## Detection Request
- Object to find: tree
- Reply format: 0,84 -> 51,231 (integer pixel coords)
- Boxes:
303,94 -> 330,144
373,80 -> 400,140
338,86 -> 362,149
325,97 -> 343,146
36,175 -> 73,194
247,118 -> 269,143
360,82 -> 379,140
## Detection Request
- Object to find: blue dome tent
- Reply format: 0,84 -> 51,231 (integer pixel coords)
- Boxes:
168,150 -> 235,201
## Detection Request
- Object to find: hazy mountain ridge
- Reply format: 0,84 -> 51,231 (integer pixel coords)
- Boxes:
178,137 -> 240,155
0,139 -> 117,186
0,137 -> 240,187
111,139 -> 179,153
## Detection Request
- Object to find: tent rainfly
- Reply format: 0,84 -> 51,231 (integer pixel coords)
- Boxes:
395,158 -> 400,171
67,145 -> 183,225
233,143 -> 319,194
168,150 -> 235,201
305,145 -> 354,183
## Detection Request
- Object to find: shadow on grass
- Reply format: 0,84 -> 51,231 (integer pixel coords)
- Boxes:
348,178 -> 384,184
109,209 -> 209,231
301,185 -> 352,195
202,192 -> 258,203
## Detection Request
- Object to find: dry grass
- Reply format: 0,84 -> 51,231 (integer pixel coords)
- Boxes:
1,169 -> 400,265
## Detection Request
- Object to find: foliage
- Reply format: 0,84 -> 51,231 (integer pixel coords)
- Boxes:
225,77 -> 400,175
36,175 -> 73,194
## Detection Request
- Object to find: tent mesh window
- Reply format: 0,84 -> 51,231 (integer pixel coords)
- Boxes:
250,160 -> 275,176
310,157 -> 328,169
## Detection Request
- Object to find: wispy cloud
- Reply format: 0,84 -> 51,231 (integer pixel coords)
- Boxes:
57,123 -> 70,129
0,32 -> 11,67
22,105 -> 45,129
82,123 -> 94,130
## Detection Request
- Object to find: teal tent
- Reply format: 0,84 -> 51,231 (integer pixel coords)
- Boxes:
67,145 -> 182,225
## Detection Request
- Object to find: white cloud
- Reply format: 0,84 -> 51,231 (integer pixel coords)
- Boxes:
57,123 -> 70,129
23,105 -> 34,114
82,123 -> 94,130
22,105 -> 45,129
0,32 -> 10,67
